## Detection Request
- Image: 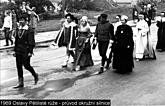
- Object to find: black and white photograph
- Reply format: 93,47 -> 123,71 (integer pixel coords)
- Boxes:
0,0 -> 165,105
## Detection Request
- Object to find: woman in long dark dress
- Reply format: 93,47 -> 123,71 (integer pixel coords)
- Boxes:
74,16 -> 94,71
156,12 -> 165,51
112,15 -> 134,73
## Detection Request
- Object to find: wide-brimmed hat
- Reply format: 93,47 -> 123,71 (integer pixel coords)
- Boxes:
65,13 -> 74,20
100,13 -> 108,19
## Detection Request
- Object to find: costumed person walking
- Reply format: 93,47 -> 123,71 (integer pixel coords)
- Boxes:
112,15 -> 134,73
73,16 -> 94,71
132,5 -> 139,23
55,13 -> 78,68
13,16 -> 38,88
156,12 -> 165,52
135,13 -> 156,61
1,10 -> 13,46
94,13 -> 114,74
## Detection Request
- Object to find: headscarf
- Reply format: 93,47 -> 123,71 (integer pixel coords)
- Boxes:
80,16 -> 88,22
121,15 -> 128,21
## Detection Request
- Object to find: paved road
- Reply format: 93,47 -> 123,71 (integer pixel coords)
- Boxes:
0,23 -> 165,105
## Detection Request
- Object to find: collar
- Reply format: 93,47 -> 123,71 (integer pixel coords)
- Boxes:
19,25 -> 29,30
64,21 -> 77,27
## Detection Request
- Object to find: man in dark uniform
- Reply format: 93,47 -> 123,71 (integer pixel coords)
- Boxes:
13,16 -> 38,88
94,13 -> 114,74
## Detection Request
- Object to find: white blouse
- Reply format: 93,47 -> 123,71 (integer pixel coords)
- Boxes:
2,15 -> 12,30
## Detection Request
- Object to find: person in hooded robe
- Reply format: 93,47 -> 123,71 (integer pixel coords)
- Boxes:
112,15 -> 134,73
73,16 -> 94,71
135,13 -> 156,61
156,12 -> 165,52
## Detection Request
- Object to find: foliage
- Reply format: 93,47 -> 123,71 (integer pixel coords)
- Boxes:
136,0 -> 158,8
60,0 -> 100,12
15,0 -> 54,13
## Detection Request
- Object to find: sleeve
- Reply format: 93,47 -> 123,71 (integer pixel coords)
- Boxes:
141,22 -> 149,35
1,17 -> 5,30
94,24 -> 98,38
109,24 -> 114,42
9,16 -> 12,30
156,21 -> 161,28
28,30 -> 35,53
128,26 -> 134,47
14,29 -> 18,52
87,26 -> 92,38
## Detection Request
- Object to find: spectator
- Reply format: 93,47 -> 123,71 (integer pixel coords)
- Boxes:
132,5 -> 139,23
1,10 -> 13,46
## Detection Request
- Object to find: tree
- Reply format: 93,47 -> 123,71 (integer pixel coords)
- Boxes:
60,0 -> 97,12
14,0 -> 54,14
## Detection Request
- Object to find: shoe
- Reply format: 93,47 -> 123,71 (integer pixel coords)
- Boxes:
11,41 -> 13,45
13,84 -> 24,88
71,61 -> 75,64
62,65 -> 67,68
105,59 -> 111,69
98,67 -> 104,74
13,78 -> 24,88
34,73 -> 39,85
136,59 -> 139,61
75,67 -> 80,71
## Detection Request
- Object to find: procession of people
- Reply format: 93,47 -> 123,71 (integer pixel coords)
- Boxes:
1,1 -> 165,89
54,10 -> 162,74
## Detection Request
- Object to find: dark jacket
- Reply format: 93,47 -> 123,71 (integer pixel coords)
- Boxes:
95,21 -> 114,41
14,26 -> 35,55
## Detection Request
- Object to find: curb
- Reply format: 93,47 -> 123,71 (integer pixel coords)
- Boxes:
0,39 -> 55,51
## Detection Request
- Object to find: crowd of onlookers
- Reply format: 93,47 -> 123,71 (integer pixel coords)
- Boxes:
132,3 -> 157,24
0,1 -> 39,46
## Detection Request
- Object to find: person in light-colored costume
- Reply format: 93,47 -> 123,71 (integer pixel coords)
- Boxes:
135,13 -> 156,61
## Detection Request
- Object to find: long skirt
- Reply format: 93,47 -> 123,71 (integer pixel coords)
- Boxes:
75,36 -> 94,67
143,33 -> 156,59
112,45 -> 134,73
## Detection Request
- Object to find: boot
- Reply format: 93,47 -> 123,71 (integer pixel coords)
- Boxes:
105,60 -> 111,69
13,78 -> 24,88
98,67 -> 104,74
34,73 -> 39,85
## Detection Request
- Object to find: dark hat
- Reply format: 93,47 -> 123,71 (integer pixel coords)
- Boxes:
100,13 -> 108,19
65,13 -> 74,20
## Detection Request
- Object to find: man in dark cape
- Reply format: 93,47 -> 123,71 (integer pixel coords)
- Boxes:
13,16 -> 38,88
55,13 -> 78,67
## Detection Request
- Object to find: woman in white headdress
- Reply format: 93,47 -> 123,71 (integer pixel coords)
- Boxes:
73,16 -> 94,71
135,13 -> 156,61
